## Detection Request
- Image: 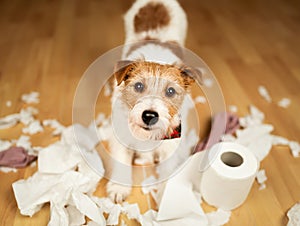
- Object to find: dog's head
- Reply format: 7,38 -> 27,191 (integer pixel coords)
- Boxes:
114,60 -> 201,140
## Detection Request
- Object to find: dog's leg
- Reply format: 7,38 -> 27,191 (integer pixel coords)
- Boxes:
106,137 -> 134,203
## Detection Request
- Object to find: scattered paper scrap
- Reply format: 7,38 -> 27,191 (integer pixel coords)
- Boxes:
0,166 -> 18,173
256,169 -> 267,190
0,106 -> 40,130
289,141 -> 300,158
271,135 -> 290,146
71,191 -> 105,224
257,86 -> 291,108
38,125 -> 100,174
237,105 -> 299,160
92,197 -> 142,225
13,128 -> 104,225
156,151 -> 206,222
203,78 -> 214,88
6,100 -> 12,107
194,95 -> 207,104
95,113 -> 106,126
66,205 -> 85,226
256,169 -> 267,184
239,105 -> 264,128
22,120 -> 44,135
237,106 -> 274,161
38,142 -> 80,174
141,176 -> 158,204
14,135 -> 32,153
120,219 -> 128,226
271,136 -> 299,158
20,107 -> 38,125
241,131 -> 273,161
43,119 -> 65,136
0,139 -> 12,152
13,171 -> 103,221
206,209 -> 231,226
104,83 -> 113,96
0,93 -> 298,226
278,98 -> 291,108
0,113 -> 20,129
141,176 -> 158,195
258,183 -> 266,190
287,203 -> 300,226
258,85 -> 272,103
21,91 -> 40,104
228,105 -> 238,113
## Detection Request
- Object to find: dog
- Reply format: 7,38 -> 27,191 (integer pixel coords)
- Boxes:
106,0 -> 201,203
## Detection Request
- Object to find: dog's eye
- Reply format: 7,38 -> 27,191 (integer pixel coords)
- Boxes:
134,82 -> 144,93
166,87 -> 176,97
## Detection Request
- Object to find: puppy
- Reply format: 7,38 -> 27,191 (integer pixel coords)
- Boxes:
106,0 -> 201,203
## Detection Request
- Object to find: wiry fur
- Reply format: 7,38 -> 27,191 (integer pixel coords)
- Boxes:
106,0 -> 194,203
113,61 -> 192,140
124,0 -> 187,45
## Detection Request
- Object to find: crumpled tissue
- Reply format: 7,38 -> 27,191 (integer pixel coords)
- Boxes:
287,203 -> 300,226
12,122 -> 105,225
237,105 -> 299,160
0,106 -> 38,130
43,119 -> 66,136
7,100 -> 300,226
21,91 -> 40,104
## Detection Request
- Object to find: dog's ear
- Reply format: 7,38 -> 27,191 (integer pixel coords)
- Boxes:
114,60 -> 135,85
179,66 -> 203,87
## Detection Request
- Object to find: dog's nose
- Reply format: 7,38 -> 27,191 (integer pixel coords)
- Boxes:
142,110 -> 159,126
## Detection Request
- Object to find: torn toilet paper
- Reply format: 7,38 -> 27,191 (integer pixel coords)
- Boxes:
21,91 -> 40,104
237,105 -> 299,160
6,100 -> 12,107
256,169 -> 267,190
22,120 -> 44,135
258,85 -> 272,103
277,98 -> 291,108
0,114 -> 20,129
194,96 -> 207,104
287,203 -> 300,226
0,92 -> 298,225
43,119 -> 66,136
12,124 -> 105,225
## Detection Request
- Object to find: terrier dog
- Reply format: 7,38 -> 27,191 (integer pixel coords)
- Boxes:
106,0 -> 201,203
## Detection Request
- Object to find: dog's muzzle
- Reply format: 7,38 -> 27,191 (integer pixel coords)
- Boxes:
142,110 -> 159,126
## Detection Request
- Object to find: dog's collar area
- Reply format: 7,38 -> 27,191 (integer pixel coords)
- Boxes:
163,124 -> 181,140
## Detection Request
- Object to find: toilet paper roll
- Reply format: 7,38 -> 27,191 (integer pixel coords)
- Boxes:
200,142 -> 259,210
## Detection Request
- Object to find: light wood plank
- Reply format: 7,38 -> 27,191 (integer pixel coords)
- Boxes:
0,0 -> 299,225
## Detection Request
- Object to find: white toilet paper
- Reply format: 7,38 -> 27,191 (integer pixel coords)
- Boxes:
200,142 -> 259,210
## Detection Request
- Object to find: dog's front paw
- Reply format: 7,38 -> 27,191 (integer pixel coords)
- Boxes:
106,181 -> 132,203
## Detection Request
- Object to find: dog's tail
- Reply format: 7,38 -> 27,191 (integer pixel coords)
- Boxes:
123,0 -> 187,46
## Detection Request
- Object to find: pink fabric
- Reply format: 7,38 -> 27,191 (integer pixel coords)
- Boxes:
0,147 -> 37,168
193,112 -> 239,153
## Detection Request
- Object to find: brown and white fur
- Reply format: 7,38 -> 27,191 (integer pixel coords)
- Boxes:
106,0 -> 200,203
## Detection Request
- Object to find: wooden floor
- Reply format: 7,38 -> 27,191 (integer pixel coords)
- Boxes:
0,0 -> 300,225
